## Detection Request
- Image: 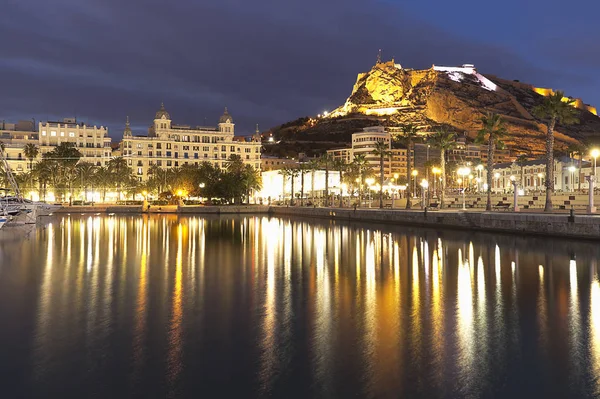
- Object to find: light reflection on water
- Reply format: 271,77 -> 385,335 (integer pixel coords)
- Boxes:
3,215 -> 600,397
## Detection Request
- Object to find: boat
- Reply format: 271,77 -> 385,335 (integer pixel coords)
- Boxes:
0,194 -> 61,216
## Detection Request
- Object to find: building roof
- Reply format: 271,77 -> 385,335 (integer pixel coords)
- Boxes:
219,107 -> 233,124
155,102 -> 171,120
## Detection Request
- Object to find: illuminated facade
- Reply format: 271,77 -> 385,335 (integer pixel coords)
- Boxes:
327,127 -> 410,179
1,118 -> 112,173
120,105 -> 262,180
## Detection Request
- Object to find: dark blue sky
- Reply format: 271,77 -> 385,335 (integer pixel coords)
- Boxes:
1,0 -> 598,138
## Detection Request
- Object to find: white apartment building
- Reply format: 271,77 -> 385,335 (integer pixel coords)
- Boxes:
491,157 -> 591,193
0,118 -> 112,173
327,126 -> 410,179
120,105 -> 262,180
39,118 -> 112,166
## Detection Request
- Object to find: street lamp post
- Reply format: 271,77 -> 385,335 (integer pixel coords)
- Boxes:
411,170 -> 418,198
511,177 -> 519,212
587,175 -> 596,214
421,179 -> 429,209
457,167 -> 471,210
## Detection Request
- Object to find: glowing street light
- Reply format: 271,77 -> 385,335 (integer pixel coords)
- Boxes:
592,148 -> 600,176
568,165 -> 577,192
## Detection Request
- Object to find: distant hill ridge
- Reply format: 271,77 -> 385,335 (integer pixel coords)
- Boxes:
270,60 -> 600,156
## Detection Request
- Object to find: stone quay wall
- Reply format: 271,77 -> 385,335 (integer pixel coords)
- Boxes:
269,206 -> 600,240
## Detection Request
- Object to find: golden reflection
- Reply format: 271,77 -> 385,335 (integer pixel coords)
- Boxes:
168,224 -> 184,384
590,277 -> 600,394
457,247 -> 475,378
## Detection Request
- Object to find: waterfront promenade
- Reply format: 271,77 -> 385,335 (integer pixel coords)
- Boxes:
46,202 -> 600,240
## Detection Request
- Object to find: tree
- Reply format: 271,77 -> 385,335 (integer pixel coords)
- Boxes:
532,91 -> 579,212
76,162 -> 97,202
298,162 -> 309,206
475,113 -> 507,211
319,154 -> 334,206
94,166 -> 112,202
307,158 -> 320,202
107,157 -> 131,201
397,124 -> 419,209
351,154 -> 369,207
43,142 -> 82,202
333,158 -> 347,207
516,154 -> 529,190
567,142 -> 586,191
32,159 -> 53,201
23,143 -> 39,172
278,168 -> 290,204
372,140 -> 392,208
428,128 -> 457,209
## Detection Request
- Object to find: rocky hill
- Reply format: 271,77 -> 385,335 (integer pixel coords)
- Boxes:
268,60 -> 600,156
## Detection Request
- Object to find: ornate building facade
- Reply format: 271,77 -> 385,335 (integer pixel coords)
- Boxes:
120,104 -> 262,180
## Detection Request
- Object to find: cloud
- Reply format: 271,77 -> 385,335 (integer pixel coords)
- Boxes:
0,0 -> 596,139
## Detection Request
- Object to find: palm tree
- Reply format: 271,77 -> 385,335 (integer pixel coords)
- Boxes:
76,162 -> 97,202
333,158 -> 347,207
516,154 -> 528,189
278,167 -> 291,204
94,166 -> 112,202
352,154 -> 369,207
107,157 -> 130,201
428,128 -> 457,209
398,124 -> 419,209
567,142 -> 586,191
23,143 -> 39,172
372,141 -> 392,208
475,113 -> 507,211
307,158 -> 320,202
280,166 -> 299,205
319,154 -> 334,206
298,162 -> 309,206
532,91 -> 579,212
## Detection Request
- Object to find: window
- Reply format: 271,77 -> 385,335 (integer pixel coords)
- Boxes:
221,145 -> 226,152
157,151 -> 162,157
230,146 -> 235,152
42,130 -> 46,136
193,146 -> 199,151
203,146 -> 209,152
174,152 -> 178,158
183,145 -> 189,150
221,154 -> 226,159
194,153 -> 198,159
211,137 -> 217,143
204,154 -> 208,158
167,160 -> 172,167
157,160 -> 162,166
184,153 -> 189,159
50,131 -> 56,136
213,147 -> 218,152
128,160 -> 132,166
148,143 -> 153,148
166,143 -> 172,149
175,161 -> 179,167
166,151 -> 172,157
60,132 -> 64,137
137,161 -> 143,166
183,135 -> 189,142
214,154 -> 218,159
137,144 -> 142,149
149,151 -> 153,157
246,155 -> 250,160
245,148 -> 251,153
137,151 -> 142,156
202,136 -> 210,143
157,143 -> 162,149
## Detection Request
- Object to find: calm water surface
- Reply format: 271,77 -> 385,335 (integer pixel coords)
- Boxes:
1,215 -> 600,398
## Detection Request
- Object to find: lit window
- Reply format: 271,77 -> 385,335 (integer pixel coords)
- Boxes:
42,131 -> 46,136
69,132 -> 75,137
50,131 -> 56,136
60,132 -> 65,137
